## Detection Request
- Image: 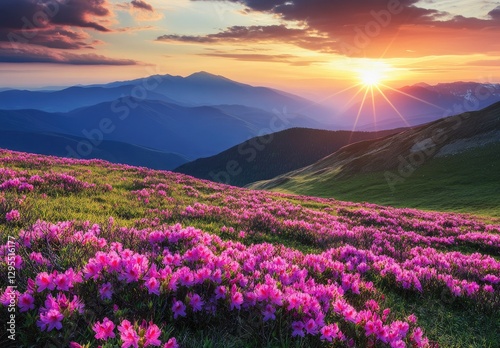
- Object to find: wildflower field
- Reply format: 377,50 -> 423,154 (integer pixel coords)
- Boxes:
0,149 -> 499,347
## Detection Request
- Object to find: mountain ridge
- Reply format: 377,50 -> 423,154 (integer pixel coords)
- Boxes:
249,102 -> 500,216
0,72 -> 334,123
0,130 -> 188,170
0,98 -> 324,160
175,127 -> 407,187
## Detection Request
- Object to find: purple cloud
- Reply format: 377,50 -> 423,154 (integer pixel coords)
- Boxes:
0,45 -> 139,65
131,0 -> 154,12
0,0 -> 112,32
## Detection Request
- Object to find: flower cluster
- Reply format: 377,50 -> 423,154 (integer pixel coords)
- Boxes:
5,209 -> 20,222
1,148 -> 499,347
2,220 -> 431,347
0,170 -> 95,194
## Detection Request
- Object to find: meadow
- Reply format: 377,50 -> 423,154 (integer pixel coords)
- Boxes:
269,142 -> 500,219
0,149 -> 499,347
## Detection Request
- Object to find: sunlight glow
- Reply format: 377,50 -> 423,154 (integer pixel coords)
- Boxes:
360,69 -> 383,87
346,60 -> 411,137
355,60 -> 393,87
328,58 -> 449,138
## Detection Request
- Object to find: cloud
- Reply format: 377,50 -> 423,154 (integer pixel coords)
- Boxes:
117,1 -> 163,21
180,0 -> 500,57
200,51 -> 319,65
49,0 -> 112,32
1,26 -> 98,50
0,44 -> 139,65
465,59 -> 500,66
0,0 -> 140,66
488,6 -> 500,20
131,0 -> 154,12
157,25 -> 338,53
0,0 -> 115,51
190,0 -> 440,37
116,25 -> 156,32
158,25 -> 304,43
192,0 -> 500,32
0,0 -> 112,32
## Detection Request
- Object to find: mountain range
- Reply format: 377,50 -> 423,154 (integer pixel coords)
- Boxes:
0,72 -> 332,120
0,72 -> 499,172
0,99 -> 324,161
0,72 -> 334,165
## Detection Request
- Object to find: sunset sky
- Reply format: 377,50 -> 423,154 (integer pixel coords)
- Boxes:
1,0 -> 500,96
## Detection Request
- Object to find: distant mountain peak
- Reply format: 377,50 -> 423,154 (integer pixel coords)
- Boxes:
186,71 -> 233,82
413,82 -> 432,88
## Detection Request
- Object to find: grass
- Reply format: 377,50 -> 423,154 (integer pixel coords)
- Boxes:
272,143 -> 500,219
377,282 -> 500,347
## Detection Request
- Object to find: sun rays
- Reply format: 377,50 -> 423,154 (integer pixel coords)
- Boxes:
293,57 -> 449,140
322,58 -> 450,141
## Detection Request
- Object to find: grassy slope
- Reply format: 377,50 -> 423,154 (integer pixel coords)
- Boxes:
175,128 -> 404,187
269,143 -> 500,219
1,155 -> 499,347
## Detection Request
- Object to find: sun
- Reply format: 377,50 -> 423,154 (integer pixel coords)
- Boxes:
359,69 -> 383,87
352,60 -> 393,88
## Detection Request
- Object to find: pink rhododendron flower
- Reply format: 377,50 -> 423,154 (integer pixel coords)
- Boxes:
291,321 -> 305,337
320,323 -> 339,342
188,293 -> 203,312
145,277 -> 160,295
5,209 -> 20,222
172,300 -> 186,319
0,287 -> 18,306
99,282 -> 113,300
38,309 -> 64,331
118,320 -> 139,348
215,285 -> 226,299
163,337 -> 179,348
93,317 -> 116,340
304,318 -> 318,335
35,272 -> 55,292
18,293 -> 35,312
144,323 -> 162,346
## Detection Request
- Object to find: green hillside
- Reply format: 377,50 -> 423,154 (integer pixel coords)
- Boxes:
250,103 -> 500,218
265,142 -> 500,218
175,128 -> 405,187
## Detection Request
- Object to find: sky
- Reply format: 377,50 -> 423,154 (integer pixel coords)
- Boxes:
1,0 -> 500,96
